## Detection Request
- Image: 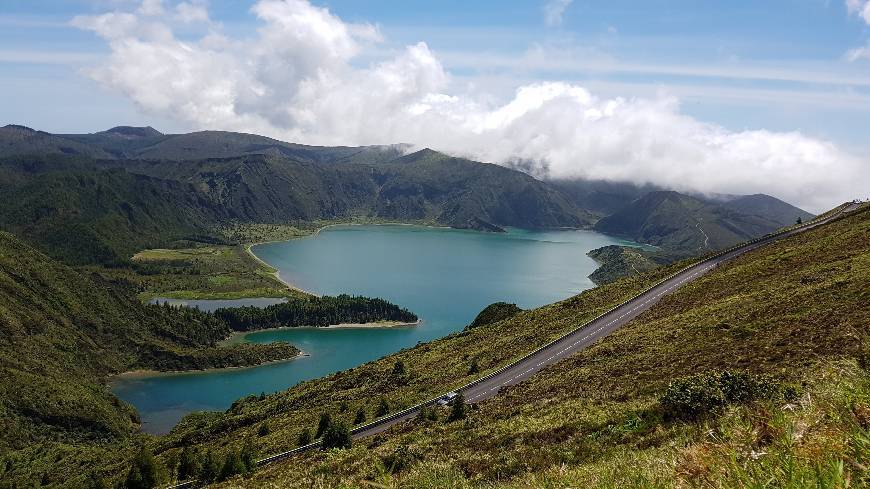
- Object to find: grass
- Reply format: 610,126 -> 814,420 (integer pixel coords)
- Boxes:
97,244 -> 308,301
164,205 -> 868,488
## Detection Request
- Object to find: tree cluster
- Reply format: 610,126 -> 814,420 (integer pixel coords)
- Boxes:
214,294 -> 418,331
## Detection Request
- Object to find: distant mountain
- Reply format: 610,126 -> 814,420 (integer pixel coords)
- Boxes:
593,190 -> 803,254
0,125 -> 814,267
0,146 -> 594,264
0,125 -> 114,159
719,193 -> 814,226
59,127 -> 407,164
548,178 -> 660,216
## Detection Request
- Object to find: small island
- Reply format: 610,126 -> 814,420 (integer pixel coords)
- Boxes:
213,294 -> 419,332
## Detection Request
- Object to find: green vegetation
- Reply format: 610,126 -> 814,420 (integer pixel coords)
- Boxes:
123,244 -> 304,300
216,222 -> 311,245
0,232 -> 300,488
465,302 -> 522,330
321,420 -> 353,450
214,295 -> 418,331
595,190 -> 812,258
137,205 -> 864,489
447,393 -> 467,421
0,124 -> 849,488
587,244 -> 662,285
660,370 -> 794,420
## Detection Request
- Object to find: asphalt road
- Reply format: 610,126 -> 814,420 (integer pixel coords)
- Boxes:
170,202 -> 861,485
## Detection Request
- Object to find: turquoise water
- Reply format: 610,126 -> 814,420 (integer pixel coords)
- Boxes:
113,225 -> 635,434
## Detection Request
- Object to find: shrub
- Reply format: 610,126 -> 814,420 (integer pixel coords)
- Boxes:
417,405 -> 438,422
315,412 -> 331,438
392,360 -> 406,376
448,393 -> 467,422
257,422 -> 270,437
124,448 -> 161,489
199,450 -> 220,483
218,450 -> 245,481
375,397 -> 391,417
322,420 -> 353,450
661,370 -> 789,420
297,428 -> 312,446
383,445 -> 420,473
354,407 -> 367,425
468,357 -> 480,375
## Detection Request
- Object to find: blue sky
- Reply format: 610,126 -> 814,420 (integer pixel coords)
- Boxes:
0,0 -> 868,208
2,0 -> 868,143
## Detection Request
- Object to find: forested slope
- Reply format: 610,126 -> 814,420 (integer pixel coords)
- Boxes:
0,233 -> 298,486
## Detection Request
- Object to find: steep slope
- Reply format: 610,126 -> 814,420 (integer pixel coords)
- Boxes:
100,150 -> 595,231
0,232 -> 298,486
593,190 -> 790,254
140,205 -> 866,489
0,155 -> 227,265
721,193 -> 814,226
372,150 -> 595,229
547,178 -> 660,216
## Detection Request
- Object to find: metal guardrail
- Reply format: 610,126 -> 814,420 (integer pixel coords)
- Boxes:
167,202 -> 858,488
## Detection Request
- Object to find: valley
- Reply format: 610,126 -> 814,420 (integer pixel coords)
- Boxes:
0,124 -> 859,489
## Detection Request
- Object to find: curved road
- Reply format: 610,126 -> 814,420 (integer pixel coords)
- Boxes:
171,202 -> 861,485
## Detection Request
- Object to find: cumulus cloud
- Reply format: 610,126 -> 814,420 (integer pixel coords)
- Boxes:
72,0 -> 867,212
543,0 -> 573,27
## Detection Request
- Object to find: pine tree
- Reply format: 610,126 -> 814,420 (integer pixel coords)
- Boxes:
447,393 -> 466,422
177,446 -> 201,480
124,448 -> 160,489
354,407 -> 367,425
200,450 -> 220,483
315,412 -> 331,438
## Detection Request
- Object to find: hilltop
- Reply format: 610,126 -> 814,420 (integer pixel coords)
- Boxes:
594,190 -> 812,255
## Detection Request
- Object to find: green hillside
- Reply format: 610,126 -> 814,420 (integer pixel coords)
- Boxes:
594,190 -> 804,256
0,155 -> 228,265
114,204 -> 866,488
0,233 -> 300,486
0,126 -> 817,275
722,193 -> 814,225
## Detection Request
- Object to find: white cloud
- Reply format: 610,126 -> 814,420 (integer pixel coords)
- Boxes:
72,0 -> 868,212
174,1 -> 210,24
846,41 -> 870,61
846,0 -> 870,24
543,0 -> 573,27
138,0 -> 165,16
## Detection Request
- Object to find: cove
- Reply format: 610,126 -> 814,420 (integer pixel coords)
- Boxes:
113,225 -> 639,434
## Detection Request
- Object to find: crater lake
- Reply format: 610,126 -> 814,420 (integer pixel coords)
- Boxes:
112,225 -> 639,433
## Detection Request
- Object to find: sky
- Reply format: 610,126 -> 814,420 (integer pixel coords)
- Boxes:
1,0 -> 869,211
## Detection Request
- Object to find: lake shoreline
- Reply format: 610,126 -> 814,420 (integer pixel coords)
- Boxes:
220,319 -> 423,345
111,351 -> 310,381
